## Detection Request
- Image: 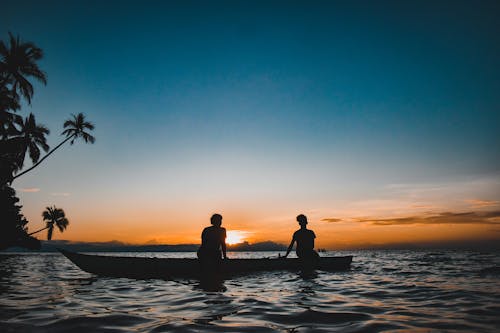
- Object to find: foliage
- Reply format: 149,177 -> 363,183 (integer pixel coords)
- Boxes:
0,32 -> 47,104
0,184 -> 40,250
42,206 -> 69,240
1,32 -> 93,250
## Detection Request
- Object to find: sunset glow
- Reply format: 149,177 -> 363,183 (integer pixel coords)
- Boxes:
226,230 -> 249,245
3,1 -> 499,251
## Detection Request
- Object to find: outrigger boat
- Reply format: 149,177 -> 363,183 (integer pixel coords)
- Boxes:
59,249 -> 352,279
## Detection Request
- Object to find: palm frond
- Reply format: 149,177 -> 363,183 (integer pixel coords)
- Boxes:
60,113 -> 95,145
1,32 -> 47,104
41,206 -> 69,240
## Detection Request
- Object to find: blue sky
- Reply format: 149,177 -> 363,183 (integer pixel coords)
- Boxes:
2,1 -> 499,245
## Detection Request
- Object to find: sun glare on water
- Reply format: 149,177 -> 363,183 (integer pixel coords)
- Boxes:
226,230 -> 248,245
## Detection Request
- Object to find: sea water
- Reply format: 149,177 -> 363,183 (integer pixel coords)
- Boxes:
1,250 -> 499,332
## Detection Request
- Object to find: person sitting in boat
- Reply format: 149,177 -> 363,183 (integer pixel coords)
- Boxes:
197,213 -> 228,262
283,214 -> 319,261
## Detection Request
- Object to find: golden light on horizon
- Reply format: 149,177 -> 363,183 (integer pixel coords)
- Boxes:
226,230 -> 249,245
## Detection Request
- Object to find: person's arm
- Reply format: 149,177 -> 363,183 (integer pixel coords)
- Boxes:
222,242 -> 227,259
221,228 -> 228,259
200,229 -> 206,247
284,236 -> 295,258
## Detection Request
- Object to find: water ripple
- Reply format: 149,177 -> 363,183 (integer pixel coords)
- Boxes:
1,250 -> 499,332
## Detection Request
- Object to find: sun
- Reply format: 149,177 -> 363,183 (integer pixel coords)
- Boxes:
226,230 -> 248,245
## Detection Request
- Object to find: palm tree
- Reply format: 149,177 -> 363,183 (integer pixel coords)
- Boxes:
0,77 -> 22,139
29,206 -> 69,240
0,83 -> 20,113
11,113 -> 50,170
62,113 -> 96,145
0,32 -> 47,104
13,113 -> 95,180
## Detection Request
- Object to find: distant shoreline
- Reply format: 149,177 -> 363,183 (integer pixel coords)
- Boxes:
2,240 -> 287,253
2,239 -> 499,253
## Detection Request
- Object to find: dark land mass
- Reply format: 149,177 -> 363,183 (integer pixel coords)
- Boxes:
2,239 -> 499,253
2,240 -> 287,253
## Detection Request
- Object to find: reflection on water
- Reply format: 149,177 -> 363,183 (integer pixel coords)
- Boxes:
0,250 -> 499,332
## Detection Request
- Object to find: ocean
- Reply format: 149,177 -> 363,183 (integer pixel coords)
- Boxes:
1,250 -> 499,332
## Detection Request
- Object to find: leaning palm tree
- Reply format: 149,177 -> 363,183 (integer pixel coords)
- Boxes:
0,32 -> 47,104
28,206 -> 69,240
13,113 -> 95,180
61,113 -> 96,145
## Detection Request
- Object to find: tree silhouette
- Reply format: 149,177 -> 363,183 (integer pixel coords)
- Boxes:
29,206 -> 69,240
0,32 -> 47,104
13,113 -> 95,180
10,113 -> 50,170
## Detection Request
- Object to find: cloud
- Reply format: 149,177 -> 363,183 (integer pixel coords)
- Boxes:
321,211 -> 500,226
20,188 -> 40,193
321,218 -> 343,223
50,192 -> 71,197
464,199 -> 499,208
384,175 -> 500,207
353,211 -> 500,226
410,204 -> 435,209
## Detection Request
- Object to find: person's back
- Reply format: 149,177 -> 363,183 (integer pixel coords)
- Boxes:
197,214 -> 228,262
293,228 -> 315,258
284,214 -> 319,261
201,225 -> 226,252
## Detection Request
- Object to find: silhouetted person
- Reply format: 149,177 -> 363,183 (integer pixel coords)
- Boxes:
197,214 -> 228,263
283,214 -> 319,261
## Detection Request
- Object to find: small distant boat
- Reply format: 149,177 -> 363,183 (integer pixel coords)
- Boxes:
59,249 -> 352,279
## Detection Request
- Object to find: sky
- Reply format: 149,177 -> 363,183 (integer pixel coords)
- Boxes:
2,0 -> 500,248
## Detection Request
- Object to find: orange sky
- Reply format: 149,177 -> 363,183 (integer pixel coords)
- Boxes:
17,172 -> 499,249
19,193 -> 500,249
5,1 -> 500,251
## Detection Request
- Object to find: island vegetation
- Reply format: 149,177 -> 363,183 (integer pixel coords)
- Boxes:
0,32 -> 95,250
6,240 -> 287,253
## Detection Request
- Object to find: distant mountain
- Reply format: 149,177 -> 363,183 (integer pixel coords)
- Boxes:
227,241 -> 286,251
4,238 -> 497,253
1,240 -> 287,252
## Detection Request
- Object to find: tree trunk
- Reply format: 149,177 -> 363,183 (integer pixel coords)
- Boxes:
13,135 -> 75,180
28,226 -> 48,236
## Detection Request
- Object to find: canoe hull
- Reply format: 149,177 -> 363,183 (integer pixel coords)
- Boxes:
59,249 -> 352,279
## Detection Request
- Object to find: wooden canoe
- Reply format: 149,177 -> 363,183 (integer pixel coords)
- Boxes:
59,249 -> 352,279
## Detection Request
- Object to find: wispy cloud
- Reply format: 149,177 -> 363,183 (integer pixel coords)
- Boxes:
322,211 -> 500,226
464,199 -> 499,208
356,211 -> 500,226
384,175 -> 500,205
321,218 -> 343,223
410,204 -> 435,209
20,188 -> 40,193
50,192 -> 71,197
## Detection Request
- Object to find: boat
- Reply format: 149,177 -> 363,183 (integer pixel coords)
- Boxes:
59,249 -> 353,279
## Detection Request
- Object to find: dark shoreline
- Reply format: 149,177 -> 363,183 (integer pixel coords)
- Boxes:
1,240 -> 287,253
2,238 -> 499,253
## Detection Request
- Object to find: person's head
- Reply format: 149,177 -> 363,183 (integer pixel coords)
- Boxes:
211,213 -> 223,227
296,214 -> 308,227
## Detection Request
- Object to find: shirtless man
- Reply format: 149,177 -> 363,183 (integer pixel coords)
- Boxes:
283,214 -> 319,260
197,213 -> 228,262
